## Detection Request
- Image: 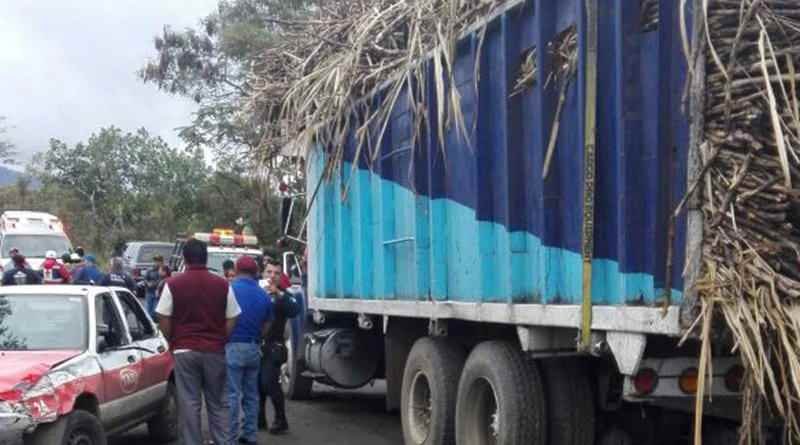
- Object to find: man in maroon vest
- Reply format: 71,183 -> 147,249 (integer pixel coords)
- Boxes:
156,238 -> 241,445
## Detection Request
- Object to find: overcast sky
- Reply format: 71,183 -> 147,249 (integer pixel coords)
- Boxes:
0,1 -> 220,167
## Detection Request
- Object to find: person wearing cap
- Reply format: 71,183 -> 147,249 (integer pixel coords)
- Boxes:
143,254 -> 167,318
259,258 -> 301,434
226,256 -> 272,444
41,250 -> 71,284
72,254 -> 103,285
2,254 -> 42,285
99,257 -> 137,292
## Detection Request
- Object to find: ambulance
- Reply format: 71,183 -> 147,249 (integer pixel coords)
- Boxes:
0,211 -> 73,273
172,229 -> 261,277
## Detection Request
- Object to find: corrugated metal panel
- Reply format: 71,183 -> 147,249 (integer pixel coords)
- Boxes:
308,0 -> 688,307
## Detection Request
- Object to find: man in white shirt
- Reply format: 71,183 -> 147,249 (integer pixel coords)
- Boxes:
156,238 -> 241,445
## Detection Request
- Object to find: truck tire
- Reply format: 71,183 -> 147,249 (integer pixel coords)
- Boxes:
26,410 -> 107,445
282,321 -> 313,400
148,381 -> 178,442
455,341 -> 546,445
540,358 -> 595,445
401,337 -> 467,445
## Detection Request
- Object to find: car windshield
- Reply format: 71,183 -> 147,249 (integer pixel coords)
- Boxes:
136,245 -> 173,263
207,252 -> 260,276
0,234 -> 72,258
0,294 -> 88,351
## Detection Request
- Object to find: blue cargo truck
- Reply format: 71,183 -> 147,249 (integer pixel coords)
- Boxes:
278,1 -> 750,444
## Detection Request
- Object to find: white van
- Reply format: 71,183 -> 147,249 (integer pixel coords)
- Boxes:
0,211 -> 73,272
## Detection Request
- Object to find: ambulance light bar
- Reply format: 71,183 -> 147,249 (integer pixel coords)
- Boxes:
194,232 -> 258,247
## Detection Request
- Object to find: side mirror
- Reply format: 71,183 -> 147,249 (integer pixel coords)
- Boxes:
280,197 -> 292,235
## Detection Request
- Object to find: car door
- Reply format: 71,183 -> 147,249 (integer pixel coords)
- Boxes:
94,292 -> 144,431
114,289 -> 172,409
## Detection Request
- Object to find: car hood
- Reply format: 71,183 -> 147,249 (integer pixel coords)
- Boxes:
0,350 -> 81,399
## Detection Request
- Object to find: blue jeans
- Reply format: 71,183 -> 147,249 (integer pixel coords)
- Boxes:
225,342 -> 261,442
145,291 -> 158,319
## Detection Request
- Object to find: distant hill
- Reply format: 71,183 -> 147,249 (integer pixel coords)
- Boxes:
0,165 -> 21,187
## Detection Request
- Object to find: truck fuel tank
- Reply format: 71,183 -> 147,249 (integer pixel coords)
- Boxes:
304,328 -> 380,389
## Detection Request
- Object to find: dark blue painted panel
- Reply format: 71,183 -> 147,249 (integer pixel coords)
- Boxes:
310,0 -> 691,305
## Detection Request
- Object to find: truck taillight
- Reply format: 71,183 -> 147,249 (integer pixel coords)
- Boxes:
632,368 -> 658,396
678,368 -> 698,394
725,365 -> 744,392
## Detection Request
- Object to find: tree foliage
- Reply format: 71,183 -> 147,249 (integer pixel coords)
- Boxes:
0,116 -> 17,165
30,127 -> 209,253
139,0 -> 317,161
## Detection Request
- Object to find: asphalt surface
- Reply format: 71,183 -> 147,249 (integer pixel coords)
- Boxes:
111,382 -> 403,445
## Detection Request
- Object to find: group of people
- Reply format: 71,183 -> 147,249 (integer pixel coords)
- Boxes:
155,238 -> 301,445
1,246 -> 136,289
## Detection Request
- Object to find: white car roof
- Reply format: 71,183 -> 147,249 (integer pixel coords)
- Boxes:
0,285 -> 115,296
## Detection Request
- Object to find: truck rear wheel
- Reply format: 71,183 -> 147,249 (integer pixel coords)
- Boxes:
401,337 -> 466,445
540,358 -> 595,445
455,341 -> 546,445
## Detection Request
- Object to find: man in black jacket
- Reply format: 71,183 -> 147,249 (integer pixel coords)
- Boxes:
259,259 -> 301,434
2,254 -> 42,285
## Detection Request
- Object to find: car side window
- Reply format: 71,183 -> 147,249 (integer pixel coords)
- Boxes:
116,291 -> 154,341
95,293 -> 127,348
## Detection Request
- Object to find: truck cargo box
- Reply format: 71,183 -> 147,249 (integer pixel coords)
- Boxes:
307,0 -> 691,336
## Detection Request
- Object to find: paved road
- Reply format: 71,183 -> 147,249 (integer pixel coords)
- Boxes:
111,383 -> 403,445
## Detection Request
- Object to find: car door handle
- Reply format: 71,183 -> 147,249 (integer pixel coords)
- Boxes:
127,355 -> 136,364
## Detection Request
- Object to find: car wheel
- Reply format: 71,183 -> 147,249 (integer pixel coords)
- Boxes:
281,321 -> 313,400
26,410 -> 107,445
148,381 -> 179,442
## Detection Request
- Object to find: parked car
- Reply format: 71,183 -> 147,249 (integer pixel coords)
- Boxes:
0,285 -> 177,445
121,242 -> 173,281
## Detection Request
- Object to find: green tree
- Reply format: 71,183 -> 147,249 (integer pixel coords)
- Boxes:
31,127 -> 209,254
139,0 -> 316,162
0,116 -> 17,165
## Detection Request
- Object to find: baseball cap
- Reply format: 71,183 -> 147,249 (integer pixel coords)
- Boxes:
45,250 -> 57,259
85,254 -> 96,264
70,253 -> 81,262
235,256 -> 259,274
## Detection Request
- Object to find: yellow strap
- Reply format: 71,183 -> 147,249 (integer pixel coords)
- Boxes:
580,0 -> 598,352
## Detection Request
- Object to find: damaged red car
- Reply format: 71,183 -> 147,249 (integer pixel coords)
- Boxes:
0,285 -> 177,445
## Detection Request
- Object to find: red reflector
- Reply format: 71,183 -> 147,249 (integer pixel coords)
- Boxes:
633,368 -> 658,396
725,365 -> 744,392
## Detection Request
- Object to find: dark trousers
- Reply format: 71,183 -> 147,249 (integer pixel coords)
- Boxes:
259,347 -> 286,426
174,351 -> 230,445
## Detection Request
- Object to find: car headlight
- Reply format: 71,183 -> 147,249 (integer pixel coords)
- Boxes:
23,371 -> 75,399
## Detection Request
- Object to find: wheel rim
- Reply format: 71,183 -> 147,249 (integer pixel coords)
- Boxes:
407,371 -> 433,444
463,377 -> 499,445
67,428 -> 94,445
280,334 -> 294,393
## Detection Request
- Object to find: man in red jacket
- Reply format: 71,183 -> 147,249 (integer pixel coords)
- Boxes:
156,238 -> 241,445
41,250 -> 71,284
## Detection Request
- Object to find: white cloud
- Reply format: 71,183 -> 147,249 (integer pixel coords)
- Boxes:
0,0 -> 219,163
